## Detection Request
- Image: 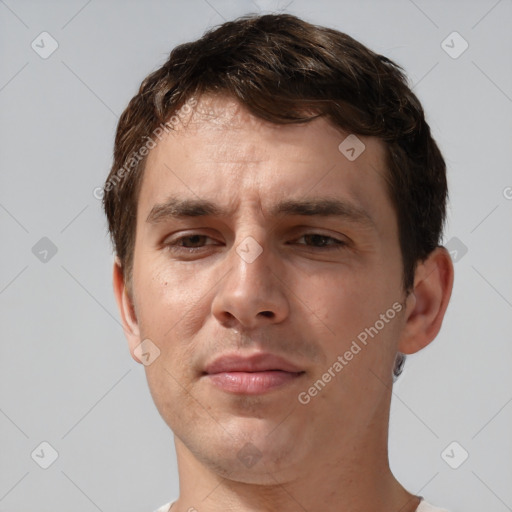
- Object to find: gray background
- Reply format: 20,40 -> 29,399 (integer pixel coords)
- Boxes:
1,0 -> 511,511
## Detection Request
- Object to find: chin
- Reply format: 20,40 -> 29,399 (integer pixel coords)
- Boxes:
198,416 -> 310,482
202,447 -> 305,485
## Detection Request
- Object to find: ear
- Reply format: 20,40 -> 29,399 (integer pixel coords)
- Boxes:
113,257 -> 142,364
398,246 -> 454,354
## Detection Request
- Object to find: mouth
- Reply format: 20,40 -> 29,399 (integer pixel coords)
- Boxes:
205,370 -> 305,394
202,353 -> 306,395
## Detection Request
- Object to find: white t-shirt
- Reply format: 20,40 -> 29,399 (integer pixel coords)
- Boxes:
153,503 -> 172,512
417,501 -> 450,512
153,498 -> 449,511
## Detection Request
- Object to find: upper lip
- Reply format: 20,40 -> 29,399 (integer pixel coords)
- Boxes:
203,352 -> 304,374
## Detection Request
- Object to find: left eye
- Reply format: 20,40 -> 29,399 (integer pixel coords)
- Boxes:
166,234 -> 216,249
294,234 -> 347,249
177,235 -> 210,247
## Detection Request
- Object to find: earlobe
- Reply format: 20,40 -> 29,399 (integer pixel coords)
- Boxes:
398,246 -> 454,355
112,257 -> 142,364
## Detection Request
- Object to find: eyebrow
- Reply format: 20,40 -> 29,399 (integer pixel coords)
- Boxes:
146,196 -> 376,230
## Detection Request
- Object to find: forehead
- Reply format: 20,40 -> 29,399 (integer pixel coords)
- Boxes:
163,95 -> 326,164
138,94 -> 393,229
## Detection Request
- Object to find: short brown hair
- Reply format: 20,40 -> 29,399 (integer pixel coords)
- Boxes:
103,13 -> 448,375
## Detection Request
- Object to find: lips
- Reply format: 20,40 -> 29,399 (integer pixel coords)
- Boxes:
203,352 -> 305,395
204,353 -> 303,374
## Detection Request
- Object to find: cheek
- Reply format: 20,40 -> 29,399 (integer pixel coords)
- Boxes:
305,270 -> 374,338
307,268 -> 402,369
135,263 -> 207,422
134,257 -> 207,333
144,355 -> 205,436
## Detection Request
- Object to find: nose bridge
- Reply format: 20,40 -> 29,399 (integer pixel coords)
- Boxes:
227,200 -> 270,282
211,228 -> 290,329
228,232 -> 274,300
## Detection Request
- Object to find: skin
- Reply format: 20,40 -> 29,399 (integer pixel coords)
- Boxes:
113,94 -> 454,512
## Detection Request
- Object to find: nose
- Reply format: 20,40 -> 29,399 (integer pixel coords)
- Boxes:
211,236 -> 290,330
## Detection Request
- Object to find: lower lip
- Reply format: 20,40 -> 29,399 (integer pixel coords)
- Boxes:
205,371 -> 304,394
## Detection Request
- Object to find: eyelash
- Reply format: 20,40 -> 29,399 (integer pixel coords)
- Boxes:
163,233 -> 348,253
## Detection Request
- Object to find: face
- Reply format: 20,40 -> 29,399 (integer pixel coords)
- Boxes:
124,95 -> 412,483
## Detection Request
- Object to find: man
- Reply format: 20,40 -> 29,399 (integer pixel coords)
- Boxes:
103,13 -> 454,512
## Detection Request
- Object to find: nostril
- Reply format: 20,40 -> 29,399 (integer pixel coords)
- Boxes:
259,311 -> 274,318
